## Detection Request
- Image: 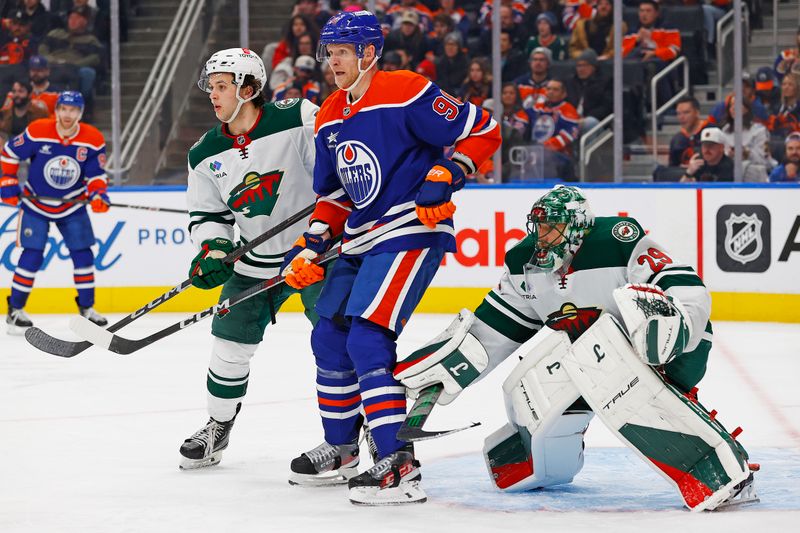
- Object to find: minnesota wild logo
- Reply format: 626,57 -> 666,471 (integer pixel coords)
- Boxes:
226,170 -> 284,217
545,303 -> 602,342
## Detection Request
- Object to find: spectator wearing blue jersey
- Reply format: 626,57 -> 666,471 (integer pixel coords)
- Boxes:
769,133 -> 800,182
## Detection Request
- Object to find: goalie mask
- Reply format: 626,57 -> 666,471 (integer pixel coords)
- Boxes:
198,48 -> 267,123
526,185 -> 594,271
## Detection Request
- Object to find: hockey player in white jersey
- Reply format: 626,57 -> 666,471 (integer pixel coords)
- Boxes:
395,185 -> 759,511
179,48 -> 322,469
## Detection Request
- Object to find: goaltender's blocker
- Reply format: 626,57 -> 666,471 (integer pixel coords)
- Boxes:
395,185 -> 759,510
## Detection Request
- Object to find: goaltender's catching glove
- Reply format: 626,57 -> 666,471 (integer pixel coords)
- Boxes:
0,175 -> 21,206
280,231 -> 331,289
613,283 -> 692,366
415,158 -> 465,229
190,238 -> 236,289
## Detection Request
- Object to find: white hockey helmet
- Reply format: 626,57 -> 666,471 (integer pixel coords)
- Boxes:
198,48 -> 267,123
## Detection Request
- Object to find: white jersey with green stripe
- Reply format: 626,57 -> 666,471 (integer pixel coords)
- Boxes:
470,216 -> 712,373
186,98 -> 318,278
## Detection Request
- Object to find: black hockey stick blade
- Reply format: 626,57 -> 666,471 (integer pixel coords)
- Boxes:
25,279 -> 193,357
396,384 -> 481,442
24,204 -> 315,358
24,327 -> 91,358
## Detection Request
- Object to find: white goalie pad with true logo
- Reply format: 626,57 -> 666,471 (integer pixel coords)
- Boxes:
483,327 -> 592,492
484,314 -> 755,510
562,313 -> 754,511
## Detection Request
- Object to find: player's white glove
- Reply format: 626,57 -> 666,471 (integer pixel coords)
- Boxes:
394,309 -> 489,405
613,283 -> 691,366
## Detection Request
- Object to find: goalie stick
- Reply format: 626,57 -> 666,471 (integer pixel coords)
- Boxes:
396,384 -> 481,442
69,211 -> 419,355
25,203 -> 316,357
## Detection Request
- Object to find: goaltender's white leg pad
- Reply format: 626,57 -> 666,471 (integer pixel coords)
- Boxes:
563,314 -> 751,511
502,326 -> 579,431
483,327 -> 592,492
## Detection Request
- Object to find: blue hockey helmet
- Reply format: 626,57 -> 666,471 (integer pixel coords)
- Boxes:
316,10 -> 384,62
56,91 -> 85,111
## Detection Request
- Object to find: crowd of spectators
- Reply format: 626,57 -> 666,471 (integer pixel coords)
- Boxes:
260,0 -> 786,183
0,0 -> 129,131
264,0 -> 780,181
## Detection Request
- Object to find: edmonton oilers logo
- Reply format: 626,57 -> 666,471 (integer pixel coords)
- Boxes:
43,155 -> 81,189
532,114 -> 556,144
336,141 -> 381,208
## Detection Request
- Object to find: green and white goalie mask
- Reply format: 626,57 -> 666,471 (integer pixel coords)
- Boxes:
526,185 -> 594,272
197,48 -> 268,124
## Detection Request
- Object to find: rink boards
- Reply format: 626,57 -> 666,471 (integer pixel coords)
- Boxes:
0,184 -> 798,322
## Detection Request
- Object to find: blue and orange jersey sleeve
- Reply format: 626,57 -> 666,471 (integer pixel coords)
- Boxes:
312,93 -> 352,236
397,71 -> 500,173
0,119 -> 50,176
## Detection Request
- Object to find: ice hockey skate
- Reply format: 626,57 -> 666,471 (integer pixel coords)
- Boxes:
713,468 -> 761,511
179,405 -> 239,470
6,296 -> 33,335
348,445 -> 426,505
289,441 -> 361,486
76,297 -> 108,327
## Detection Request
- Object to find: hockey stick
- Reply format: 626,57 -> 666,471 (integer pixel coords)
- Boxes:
25,203 -> 315,357
22,194 -> 190,214
68,211 -> 419,355
396,384 -> 480,442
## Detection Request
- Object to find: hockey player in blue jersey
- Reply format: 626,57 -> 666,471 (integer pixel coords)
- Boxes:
1,91 -> 110,334
280,10 -> 501,505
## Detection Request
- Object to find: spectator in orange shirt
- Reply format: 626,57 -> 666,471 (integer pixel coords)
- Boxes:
622,0 -> 681,106
622,0 -> 681,62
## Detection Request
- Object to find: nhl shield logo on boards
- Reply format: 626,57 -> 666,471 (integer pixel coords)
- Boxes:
725,214 -> 762,264
335,141 -> 382,208
716,204 -> 771,273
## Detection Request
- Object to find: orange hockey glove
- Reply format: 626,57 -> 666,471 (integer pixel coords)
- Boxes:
415,159 -> 465,229
87,179 -> 110,213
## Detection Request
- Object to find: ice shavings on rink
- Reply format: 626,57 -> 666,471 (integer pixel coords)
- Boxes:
425,447 -> 800,512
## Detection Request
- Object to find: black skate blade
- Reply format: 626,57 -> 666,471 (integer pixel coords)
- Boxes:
397,421 -> 480,442
25,327 -> 91,357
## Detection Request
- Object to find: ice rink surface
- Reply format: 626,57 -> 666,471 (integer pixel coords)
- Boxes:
1,313 -> 799,533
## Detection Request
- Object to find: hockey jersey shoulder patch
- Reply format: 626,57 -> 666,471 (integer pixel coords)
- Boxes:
571,217 -> 646,271
188,126 -> 232,170
252,101 -> 304,140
